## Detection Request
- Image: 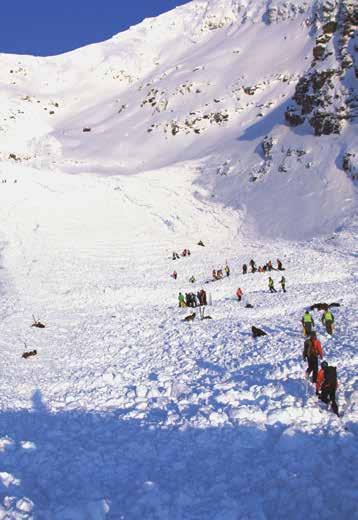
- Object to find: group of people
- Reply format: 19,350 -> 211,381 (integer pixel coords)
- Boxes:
172,249 -> 191,260
301,310 -> 339,416
212,264 -> 230,280
268,276 -> 286,293
243,258 -> 284,274
178,289 -> 207,308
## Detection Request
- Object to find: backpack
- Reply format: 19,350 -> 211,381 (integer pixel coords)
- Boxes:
323,366 -> 337,389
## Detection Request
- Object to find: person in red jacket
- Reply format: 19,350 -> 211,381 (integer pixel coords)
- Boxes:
316,361 -> 339,416
236,288 -> 243,301
303,331 -> 323,383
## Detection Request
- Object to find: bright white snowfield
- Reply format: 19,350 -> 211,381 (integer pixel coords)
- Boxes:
0,0 -> 357,518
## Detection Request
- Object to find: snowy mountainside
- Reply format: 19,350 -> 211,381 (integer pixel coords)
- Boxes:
0,0 -> 357,239
0,1 -> 358,519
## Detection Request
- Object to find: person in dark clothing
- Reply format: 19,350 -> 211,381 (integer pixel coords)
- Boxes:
279,276 -> 286,292
198,240 -> 205,247
202,289 -> 207,305
171,271 -> 177,279
249,259 -> 256,273
303,332 -> 323,383
316,361 -> 339,416
224,264 -> 230,277
243,264 -> 248,275
267,260 -> 273,271
277,258 -> 283,270
302,311 -> 314,336
173,252 -> 180,260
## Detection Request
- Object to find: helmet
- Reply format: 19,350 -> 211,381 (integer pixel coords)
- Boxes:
321,361 -> 328,369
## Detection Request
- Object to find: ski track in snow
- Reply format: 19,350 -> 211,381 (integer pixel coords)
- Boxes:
0,165 -> 357,520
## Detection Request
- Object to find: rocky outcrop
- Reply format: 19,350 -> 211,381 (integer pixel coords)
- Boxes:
285,0 -> 357,135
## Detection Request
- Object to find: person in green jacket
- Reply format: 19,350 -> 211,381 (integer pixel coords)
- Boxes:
178,292 -> 186,308
268,277 -> 277,293
322,309 -> 334,335
302,310 -> 314,336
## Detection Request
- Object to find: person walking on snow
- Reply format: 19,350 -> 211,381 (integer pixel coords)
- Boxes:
268,277 -> 277,293
279,276 -> 286,292
178,292 -> 186,308
171,271 -> 177,280
243,264 -> 247,275
224,264 -> 230,277
236,287 -> 243,302
316,361 -> 339,416
303,331 -> 323,383
302,310 -> 314,336
322,309 -> 335,335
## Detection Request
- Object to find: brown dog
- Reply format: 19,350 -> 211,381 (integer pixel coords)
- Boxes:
22,350 -> 37,359
183,312 -> 196,322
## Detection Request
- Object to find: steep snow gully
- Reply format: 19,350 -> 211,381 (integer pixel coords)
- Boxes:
0,0 -> 357,518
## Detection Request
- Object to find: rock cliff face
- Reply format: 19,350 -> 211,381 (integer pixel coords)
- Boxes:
285,0 -> 357,135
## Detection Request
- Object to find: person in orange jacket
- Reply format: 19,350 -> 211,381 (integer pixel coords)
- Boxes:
303,331 -> 323,383
236,288 -> 243,301
316,361 -> 339,416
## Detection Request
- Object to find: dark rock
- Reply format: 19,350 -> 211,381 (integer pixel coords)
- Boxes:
284,107 -> 304,126
83,127 -> 91,132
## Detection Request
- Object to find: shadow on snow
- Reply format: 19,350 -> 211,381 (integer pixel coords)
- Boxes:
0,390 -> 357,520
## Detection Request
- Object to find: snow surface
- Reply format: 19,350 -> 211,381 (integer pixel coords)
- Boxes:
0,0 -> 357,518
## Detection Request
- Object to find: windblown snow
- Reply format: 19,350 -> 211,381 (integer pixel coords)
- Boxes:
0,0 -> 357,519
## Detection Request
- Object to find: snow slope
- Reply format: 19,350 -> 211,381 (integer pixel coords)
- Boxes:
0,0 -> 356,239
0,0 -> 357,518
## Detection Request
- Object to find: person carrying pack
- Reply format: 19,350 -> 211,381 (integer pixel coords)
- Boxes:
316,361 -> 339,416
243,264 -> 248,275
302,310 -> 314,336
303,332 -> 323,383
322,309 -> 334,335
224,264 -> 230,277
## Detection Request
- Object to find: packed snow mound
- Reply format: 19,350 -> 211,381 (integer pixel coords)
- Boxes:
0,0 -> 357,239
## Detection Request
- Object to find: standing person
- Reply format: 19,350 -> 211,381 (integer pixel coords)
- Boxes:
279,276 -> 286,292
316,361 -> 339,416
268,277 -> 277,293
224,264 -> 230,277
243,264 -> 248,275
303,332 -> 323,383
212,269 -> 218,280
178,292 -> 186,308
249,259 -> 256,273
201,289 -> 207,306
302,310 -> 314,336
322,309 -> 335,335
268,260 -> 273,271
277,258 -> 283,270
236,288 -> 243,302
171,271 -> 177,280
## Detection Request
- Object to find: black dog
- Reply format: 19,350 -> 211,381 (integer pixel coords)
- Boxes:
22,350 -> 37,359
183,313 -> 196,322
252,326 -> 267,338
